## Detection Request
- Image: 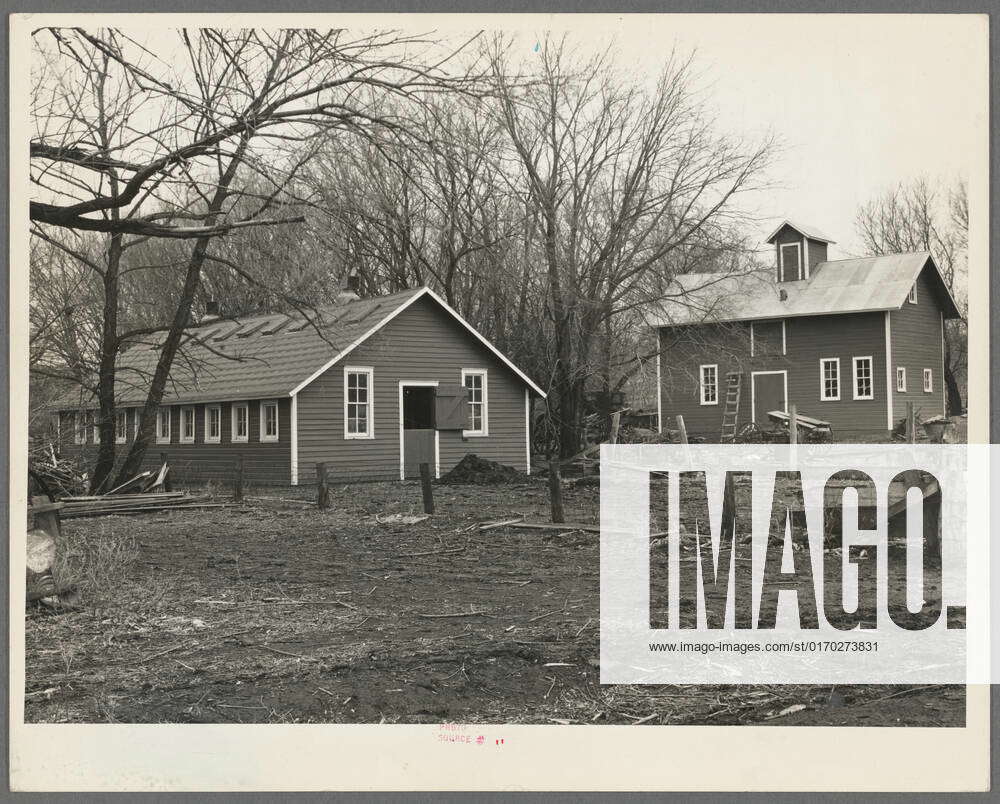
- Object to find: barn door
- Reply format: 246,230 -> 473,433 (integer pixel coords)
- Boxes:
401,385 -> 437,479
752,372 -> 786,425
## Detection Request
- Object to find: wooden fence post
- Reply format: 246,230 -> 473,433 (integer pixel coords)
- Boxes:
675,415 -> 688,444
160,452 -> 172,492
419,463 -> 435,514
549,459 -> 565,524
316,462 -> 329,510
788,405 -> 798,444
234,454 -> 244,503
907,401 -> 917,444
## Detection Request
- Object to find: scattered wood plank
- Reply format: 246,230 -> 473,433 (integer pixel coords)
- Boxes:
416,610 -> 493,619
477,518 -> 524,531
508,521 -> 600,533
61,501 -> 231,519
105,471 -> 154,496
61,491 -> 186,502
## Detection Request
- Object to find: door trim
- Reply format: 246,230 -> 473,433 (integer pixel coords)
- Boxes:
398,381 -> 440,481
750,370 -> 788,425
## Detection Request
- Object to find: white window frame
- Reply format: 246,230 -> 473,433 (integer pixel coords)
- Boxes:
779,242 -> 802,282
819,358 -> 840,401
91,411 -> 101,444
896,367 -> 907,393
114,410 -> 128,444
699,364 -> 719,406
461,369 -> 489,437
73,412 -> 86,445
259,400 -> 279,443
179,406 -> 196,443
344,367 -> 375,440
852,356 -> 874,401
204,404 -> 222,443
923,368 -> 934,393
155,407 -> 171,444
231,402 -> 249,443
908,283 -> 918,304
134,409 -> 140,438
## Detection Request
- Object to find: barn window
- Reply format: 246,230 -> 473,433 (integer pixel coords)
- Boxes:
923,368 -> 934,392
155,407 -> 171,443
231,402 -> 249,442
896,367 -> 907,392
852,356 -> 874,400
908,283 -> 918,304
204,405 -> 221,443
115,410 -> 128,444
699,364 -> 719,405
820,358 -> 840,401
73,412 -> 86,445
344,367 -> 374,439
779,243 -> 802,282
179,406 -> 196,443
260,400 -> 279,442
461,369 -> 489,436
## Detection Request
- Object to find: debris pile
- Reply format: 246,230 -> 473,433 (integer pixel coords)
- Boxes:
28,444 -> 87,499
438,454 -> 524,485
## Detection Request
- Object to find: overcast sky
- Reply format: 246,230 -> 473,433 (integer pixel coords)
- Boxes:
509,13 -> 987,259
32,13 -> 988,261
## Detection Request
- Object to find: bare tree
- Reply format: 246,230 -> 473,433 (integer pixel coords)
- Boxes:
855,177 -> 968,414
31,27 -> 479,485
485,36 -> 772,456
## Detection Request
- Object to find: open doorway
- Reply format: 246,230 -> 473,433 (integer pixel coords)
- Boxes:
400,383 -> 438,479
403,387 -> 435,429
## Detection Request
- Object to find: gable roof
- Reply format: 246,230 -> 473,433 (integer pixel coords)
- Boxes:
55,286 -> 545,409
646,251 -> 961,327
765,220 -> 837,244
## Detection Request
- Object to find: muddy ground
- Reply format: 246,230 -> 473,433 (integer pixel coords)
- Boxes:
25,478 -> 964,726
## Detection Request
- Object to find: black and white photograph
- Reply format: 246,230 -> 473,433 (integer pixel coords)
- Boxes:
11,11 -> 991,793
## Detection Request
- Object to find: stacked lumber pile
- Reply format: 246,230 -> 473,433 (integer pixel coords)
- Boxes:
59,491 -> 226,519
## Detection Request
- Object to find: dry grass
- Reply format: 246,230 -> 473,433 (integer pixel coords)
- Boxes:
24,480 -> 964,727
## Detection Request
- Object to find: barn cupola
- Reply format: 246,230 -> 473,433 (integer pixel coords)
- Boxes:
765,220 -> 835,283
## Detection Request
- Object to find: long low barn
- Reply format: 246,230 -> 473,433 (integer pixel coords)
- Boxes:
54,286 -> 546,486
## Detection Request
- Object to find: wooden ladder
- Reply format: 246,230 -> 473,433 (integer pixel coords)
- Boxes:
720,371 -> 742,442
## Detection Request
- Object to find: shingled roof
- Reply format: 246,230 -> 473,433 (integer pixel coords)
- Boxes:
56,286 -> 545,409
646,251 -> 961,327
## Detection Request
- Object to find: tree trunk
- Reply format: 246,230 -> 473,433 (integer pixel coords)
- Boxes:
90,233 -> 123,493
112,135 -> 251,486
111,236 -> 210,484
944,362 -> 963,416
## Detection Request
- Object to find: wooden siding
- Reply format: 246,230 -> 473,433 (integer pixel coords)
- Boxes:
806,237 -> 828,274
295,295 -> 529,484
774,224 -> 804,281
58,399 -> 292,486
659,310 -> 891,439
888,264 -> 947,424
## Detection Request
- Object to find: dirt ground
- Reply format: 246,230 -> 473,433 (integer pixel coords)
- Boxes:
24,477 -> 964,726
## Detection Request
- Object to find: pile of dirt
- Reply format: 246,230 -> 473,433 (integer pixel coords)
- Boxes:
437,454 -> 524,485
